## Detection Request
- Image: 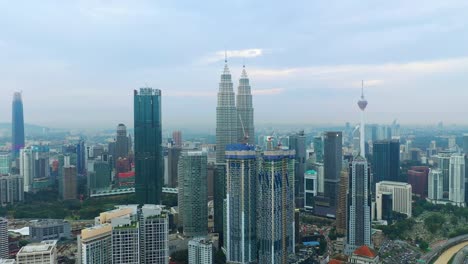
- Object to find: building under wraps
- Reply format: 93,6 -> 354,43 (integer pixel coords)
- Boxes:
257,149 -> 295,264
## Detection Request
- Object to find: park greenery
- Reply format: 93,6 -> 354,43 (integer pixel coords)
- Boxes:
0,189 -> 178,220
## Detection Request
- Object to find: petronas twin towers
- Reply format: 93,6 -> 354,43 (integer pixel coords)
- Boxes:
215,59 -> 255,164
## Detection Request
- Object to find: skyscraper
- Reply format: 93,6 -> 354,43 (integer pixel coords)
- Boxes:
115,124 -> 129,168
257,149 -> 295,264
225,144 -> 257,263
372,139 -> 400,184
172,131 -> 182,147
11,92 -> 25,161
323,131 -> 342,208
214,58 -> 237,244
313,136 -> 324,163
76,139 -> 86,175
178,151 -> 208,237
289,131 -> 306,208
428,169 -> 444,202
62,165 -> 77,200
236,65 -> 254,145
346,86 -> 372,255
77,224 -> 112,264
0,153 -> 10,175
134,88 -> 163,205
167,146 -> 181,188
336,171 -> 348,236
0,218 -> 7,259
20,145 -> 50,192
449,155 -> 465,207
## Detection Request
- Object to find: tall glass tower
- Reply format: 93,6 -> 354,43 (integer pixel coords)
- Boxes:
12,92 -> 25,160
134,88 -> 163,205
236,66 -> 254,145
214,58 -> 237,243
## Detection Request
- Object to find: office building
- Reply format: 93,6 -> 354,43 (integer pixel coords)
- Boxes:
304,170 -> 318,211
372,140 -> 400,184
236,66 -> 254,145
449,155 -> 465,207
188,237 -> 213,264
172,131 -> 182,147
0,218 -> 7,259
336,171 -> 348,236
62,166 -> 77,200
346,87 -> 372,255
19,145 -> 50,192
0,174 -> 24,206
115,124 -> 129,169
77,224 -> 112,264
11,92 -> 25,161
289,131 -> 306,208
407,166 -> 429,198
0,154 -> 10,175
214,58 -> 237,244
323,131 -> 342,208
428,169 -> 444,203
16,240 -> 57,264
88,161 -> 111,191
167,146 -> 181,188
313,136 -> 324,163
134,88 -> 163,205
257,149 -> 295,264
375,181 -> 412,220
438,152 -> 451,198
76,140 -> 86,175
178,151 -> 208,237
225,144 -> 257,263
29,220 -> 71,242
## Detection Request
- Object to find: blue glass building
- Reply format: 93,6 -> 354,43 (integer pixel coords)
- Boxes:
11,92 -> 25,160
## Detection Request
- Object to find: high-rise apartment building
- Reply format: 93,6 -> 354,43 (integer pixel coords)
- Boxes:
0,174 -> 24,206
0,154 -> 10,175
372,140 -> 400,184
178,151 -> 208,237
172,131 -> 182,147
438,152 -> 451,197
449,155 -> 465,207
236,66 -> 254,145
257,149 -> 295,264
188,237 -> 213,264
0,218 -> 7,259
11,92 -> 25,161
428,169 -> 444,203
16,240 -> 57,264
323,131 -> 342,208
134,88 -> 163,205
111,218 -> 139,264
375,181 -> 412,220
289,131 -> 306,208
225,144 -> 257,263
77,224 -> 112,264
62,166 -> 77,200
214,59 -> 237,244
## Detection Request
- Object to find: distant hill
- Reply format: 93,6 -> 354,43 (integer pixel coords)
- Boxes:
0,123 -> 52,136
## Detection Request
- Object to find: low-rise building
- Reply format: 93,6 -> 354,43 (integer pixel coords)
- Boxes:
349,245 -> 380,264
375,181 -> 412,220
16,240 -> 57,264
29,220 -> 71,242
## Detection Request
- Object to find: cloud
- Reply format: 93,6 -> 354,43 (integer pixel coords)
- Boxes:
199,49 -> 264,64
164,91 -> 215,97
252,88 -> 284,95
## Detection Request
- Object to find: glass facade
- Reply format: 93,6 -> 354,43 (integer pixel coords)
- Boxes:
12,92 -> 25,160
134,88 -> 163,205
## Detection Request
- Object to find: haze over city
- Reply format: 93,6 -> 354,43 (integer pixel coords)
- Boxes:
1,0 -> 468,129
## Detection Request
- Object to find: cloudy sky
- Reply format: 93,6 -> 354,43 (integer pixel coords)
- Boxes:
1,1 -> 468,130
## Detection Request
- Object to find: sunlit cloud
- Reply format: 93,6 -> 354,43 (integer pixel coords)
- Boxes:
252,88 -> 284,95
199,49 -> 264,64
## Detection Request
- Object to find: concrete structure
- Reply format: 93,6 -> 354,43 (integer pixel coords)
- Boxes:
304,170 -> 317,211
16,240 -> 57,264
29,220 -> 71,242
257,149 -> 295,264
428,169 -> 444,202
289,131 -> 306,208
214,58 -> 237,245
178,151 -> 208,237
449,155 -> 465,207
172,131 -> 182,147
134,88 -> 163,205
77,224 -> 112,264
0,218 -> 7,259
225,144 -> 257,263
11,92 -> 25,161
0,174 -> 24,206
188,237 -> 213,264
375,181 -> 412,220
62,166 -> 77,200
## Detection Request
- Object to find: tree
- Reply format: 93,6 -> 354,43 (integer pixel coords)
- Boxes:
214,249 -> 226,264
418,240 -> 429,251
424,213 -> 445,234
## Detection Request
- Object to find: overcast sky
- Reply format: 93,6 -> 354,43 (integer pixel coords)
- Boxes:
1,1 -> 468,130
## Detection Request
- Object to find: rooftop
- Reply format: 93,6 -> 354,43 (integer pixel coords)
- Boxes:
18,240 -> 57,254
353,245 -> 377,258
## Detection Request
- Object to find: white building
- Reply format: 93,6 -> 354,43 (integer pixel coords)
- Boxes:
77,224 -> 112,264
0,175 -> 24,206
188,237 -> 213,264
428,169 -> 444,202
0,259 -> 15,263
375,181 -> 412,220
0,218 -> 7,259
304,170 -> 318,211
16,240 -> 57,264
449,155 -> 465,207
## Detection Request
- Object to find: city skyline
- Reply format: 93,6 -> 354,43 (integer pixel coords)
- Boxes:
2,1 -> 468,128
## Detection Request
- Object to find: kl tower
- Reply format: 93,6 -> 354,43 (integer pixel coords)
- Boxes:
358,80 -> 368,157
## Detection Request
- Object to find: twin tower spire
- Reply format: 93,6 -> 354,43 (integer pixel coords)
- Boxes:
215,57 -> 255,163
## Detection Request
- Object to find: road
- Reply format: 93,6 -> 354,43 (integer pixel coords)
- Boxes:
433,241 -> 468,264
